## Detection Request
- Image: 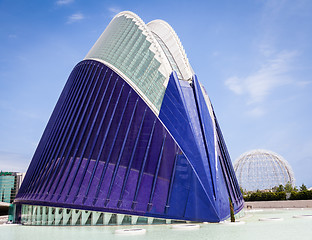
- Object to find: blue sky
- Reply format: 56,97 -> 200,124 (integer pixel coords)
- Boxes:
1,0 -> 311,187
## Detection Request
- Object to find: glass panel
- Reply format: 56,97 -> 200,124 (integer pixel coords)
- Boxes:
86,15 -> 167,112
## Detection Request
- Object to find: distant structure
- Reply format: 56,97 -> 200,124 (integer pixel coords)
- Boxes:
0,171 -> 25,216
14,11 -> 243,225
0,171 -> 24,204
234,149 -> 295,191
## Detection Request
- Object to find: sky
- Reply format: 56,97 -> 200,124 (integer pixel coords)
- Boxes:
0,0 -> 311,187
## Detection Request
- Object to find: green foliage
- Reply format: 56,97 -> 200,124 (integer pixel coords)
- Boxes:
239,186 -> 244,195
244,183 -> 312,201
284,182 -> 293,193
273,183 -> 297,193
289,190 -> 312,200
244,191 -> 286,201
276,185 -> 285,192
300,184 -> 308,192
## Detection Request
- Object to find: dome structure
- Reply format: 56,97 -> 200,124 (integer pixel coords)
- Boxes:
234,149 -> 295,191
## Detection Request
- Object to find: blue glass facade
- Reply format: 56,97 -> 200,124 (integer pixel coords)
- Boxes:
14,11 -> 244,223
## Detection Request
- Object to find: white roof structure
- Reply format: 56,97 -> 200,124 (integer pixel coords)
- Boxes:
147,20 -> 193,81
85,11 -> 193,115
234,149 -> 295,191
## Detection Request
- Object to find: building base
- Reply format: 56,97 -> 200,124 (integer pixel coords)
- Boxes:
19,204 -> 190,226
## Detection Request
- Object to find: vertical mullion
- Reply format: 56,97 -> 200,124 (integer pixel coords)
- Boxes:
46,63 -> 98,199
105,96 -> 138,205
131,118 -> 157,209
164,150 -> 179,213
82,76 -> 119,202
92,83 -> 126,205
24,65 -> 83,194
56,65 -> 103,200
61,67 -> 107,200
39,63 -> 94,197
147,133 -> 166,211
218,155 -> 232,202
192,79 -> 216,198
26,64 -> 84,194
216,118 -> 241,198
118,108 -> 147,207
216,117 -> 239,198
218,138 -> 238,201
32,63 -> 89,196
70,69 -> 112,202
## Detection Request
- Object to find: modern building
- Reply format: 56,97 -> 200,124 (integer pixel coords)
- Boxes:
14,11 -> 243,225
0,171 -> 24,216
0,171 -> 24,204
234,149 -> 295,191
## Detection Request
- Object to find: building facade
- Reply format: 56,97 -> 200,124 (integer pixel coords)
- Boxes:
1,171 -> 24,217
0,171 -> 24,204
14,11 -> 243,225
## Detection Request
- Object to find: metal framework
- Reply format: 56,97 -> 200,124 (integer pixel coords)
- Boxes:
234,149 -> 295,191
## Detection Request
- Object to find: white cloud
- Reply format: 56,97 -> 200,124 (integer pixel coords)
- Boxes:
67,13 -> 85,24
258,43 -> 275,57
212,51 -> 220,57
225,50 -> 298,104
108,7 -> 121,14
246,107 -> 265,117
225,77 -> 243,95
56,0 -> 74,5
108,7 -> 122,17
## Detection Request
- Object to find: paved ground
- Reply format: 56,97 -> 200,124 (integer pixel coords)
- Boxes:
0,215 -> 8,224
245,200 -> 312,209
0,202 -> 10,207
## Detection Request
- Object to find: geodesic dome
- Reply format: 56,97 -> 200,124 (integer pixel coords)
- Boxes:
233,149 -> 295,191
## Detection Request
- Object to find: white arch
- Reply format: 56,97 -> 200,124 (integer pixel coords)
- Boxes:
85,11 -> 175,114
147,19 -> 193,80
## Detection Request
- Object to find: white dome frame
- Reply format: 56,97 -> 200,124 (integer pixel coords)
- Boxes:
234,149 -> 295,191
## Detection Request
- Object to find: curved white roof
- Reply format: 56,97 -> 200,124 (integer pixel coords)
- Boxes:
147,19 -> 193,80
85,11 -> 193,115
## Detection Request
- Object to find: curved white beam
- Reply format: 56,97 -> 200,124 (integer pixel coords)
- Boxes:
147,19 -> 193,80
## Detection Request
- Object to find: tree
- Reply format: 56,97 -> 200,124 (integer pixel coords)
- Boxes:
276,184 -> 284,192
285,182 -> 293,193
229,199 -> 235,222
300,184 -> 308,192
240,186 -> 244,195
